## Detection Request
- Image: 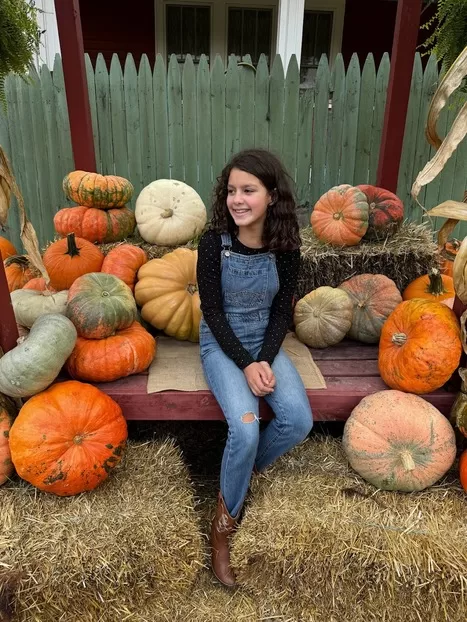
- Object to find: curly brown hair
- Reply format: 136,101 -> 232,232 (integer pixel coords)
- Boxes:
210,149 -> 301,251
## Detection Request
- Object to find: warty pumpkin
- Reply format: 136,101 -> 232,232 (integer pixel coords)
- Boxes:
63,171 -> 134,208
66,321 -> 156,383
135,179 -> 207,246
54,205 -> 136,243
0,394 -> 16,486
101,244 -> 148,292
4,255 -> 36,291
343,390 -> 456,492
293,286 -> 354,348
378,299 -> 462,394
66,272 -> 137,339
0,314 -> 77,398
42,233 -> 104,291
310,185 -> 369,246
9,380 -> 127,496
0,236 -> 17,260
10,289 -> 68,328
135,247 -> 201,341
402,268 -> 455,304
339,273 -> 402,343
356,185 -> 404,241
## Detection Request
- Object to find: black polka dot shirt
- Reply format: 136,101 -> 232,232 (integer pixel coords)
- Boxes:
197,230 -> 300,370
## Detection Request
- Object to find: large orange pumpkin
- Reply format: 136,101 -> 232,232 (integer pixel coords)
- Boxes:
101,244 -> 148,292
9,380 -> 127,496
356,185 -> 404,241
378,299 -> 462,394
310,185 -> 369,247
459,450 -> 467,493
0,236 -> 17,261
63,171 -> 134,208
4,255 -> 36,291
402,268 -> 455,304
135,248 -> 201,341
42,233 -> 104,290
54,205 -> 136,243
66,321 -> 156,383
339,273 -> 402,343
343,390 -> 457,491
0,394 -> 16,486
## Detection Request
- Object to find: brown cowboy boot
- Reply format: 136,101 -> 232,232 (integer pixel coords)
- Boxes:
210,492 -> 240,587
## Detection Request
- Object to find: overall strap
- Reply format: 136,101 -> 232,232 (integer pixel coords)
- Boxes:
220,232 -> 232,249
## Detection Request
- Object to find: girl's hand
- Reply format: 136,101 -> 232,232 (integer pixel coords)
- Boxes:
258,361 -> 276,389
244,362 -> 275,397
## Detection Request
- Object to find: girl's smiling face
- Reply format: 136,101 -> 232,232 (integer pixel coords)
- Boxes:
226,168 -> 271,230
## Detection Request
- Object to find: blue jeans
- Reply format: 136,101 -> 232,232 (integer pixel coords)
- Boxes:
202,344 -> 313,517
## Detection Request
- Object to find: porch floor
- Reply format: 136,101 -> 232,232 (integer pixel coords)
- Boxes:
81,340 -> 457,422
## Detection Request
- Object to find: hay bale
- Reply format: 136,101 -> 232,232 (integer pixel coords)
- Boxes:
296,221 -> 439,298
231,436 -> 467,622
0,440 -> 204,622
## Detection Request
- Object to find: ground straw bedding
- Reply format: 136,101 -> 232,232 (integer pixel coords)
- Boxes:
231,436 -> 467,622
0,440 -> 204,622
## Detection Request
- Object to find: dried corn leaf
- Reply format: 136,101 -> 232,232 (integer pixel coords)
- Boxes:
0,175 -> 11,225
425,200 -> 467,219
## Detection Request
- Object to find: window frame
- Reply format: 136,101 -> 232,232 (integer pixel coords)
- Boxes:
158,0 -> 214,63
226,4 -> 275,65
303,0 -> 345,67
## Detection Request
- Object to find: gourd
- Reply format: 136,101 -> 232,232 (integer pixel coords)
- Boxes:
402,268 -> 455,304
10,289 -> 68,328
66,321 -> 156,382
0,394 -> 16,486
310,185 -> 369,246
0,314 -> 77,398
4,255 -> 35,291
339,274 -> 402,343
101,244 -> 148,292
9,380 -> 127,496
293,286 -> 354,348
0,237 -> 17,260
66,272 -> 137,339
135,179 -> 207,245
54,205 -> 136,243
356,185 -> 404,241
63,171 -> 134,208
378,299 -> 462,394
42,233 -> 104,290
135,247 -> 201,341
343,389 -> 456,492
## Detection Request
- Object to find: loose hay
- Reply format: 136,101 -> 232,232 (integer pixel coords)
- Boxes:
231,436 -> 467,622
0,440 -> 204,622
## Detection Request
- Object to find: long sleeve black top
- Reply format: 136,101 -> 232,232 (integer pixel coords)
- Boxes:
197,230 -> 300,369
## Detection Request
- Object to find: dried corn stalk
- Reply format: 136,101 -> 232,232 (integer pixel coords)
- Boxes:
0,145 -> 49,282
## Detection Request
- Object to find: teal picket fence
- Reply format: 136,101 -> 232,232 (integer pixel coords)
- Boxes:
0,51 -> 466,251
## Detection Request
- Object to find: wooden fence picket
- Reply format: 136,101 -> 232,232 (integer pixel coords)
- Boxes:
110,54 -> 130,181
283,55 -> 300,180
369,52 -> 390,185
354,54 -> 376,185
268,55 -> 285,156
95,54 -> 114,176
153,54 -> 170,180
254,55 -> 269,150
311,55 -> 330,204
138,54 -> 157,187
210,55 -> 226,186
326,54 -> 345,189
197,55 -> 212,208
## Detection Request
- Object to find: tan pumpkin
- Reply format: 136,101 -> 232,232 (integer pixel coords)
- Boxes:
293,286 -> 354,348
135,179 -> 207,246
343,390 -> 457,491
135,248 -> 201,341
338,274 -> 402,343
10,289 -> 68,328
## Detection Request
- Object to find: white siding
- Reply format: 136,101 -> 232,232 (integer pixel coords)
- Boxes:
34,0 -> 61,69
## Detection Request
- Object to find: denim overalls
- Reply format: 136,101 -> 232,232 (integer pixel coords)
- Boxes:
200,233 -> 313,516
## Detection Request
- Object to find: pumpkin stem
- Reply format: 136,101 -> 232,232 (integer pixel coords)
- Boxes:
391,332 -> 407,346
186,283 -> 198,295
161,208 -> 174,219
400,450 -> 416,472
427,268 -> 447,296
66,233 -> 82,257
3,254 -> 29,268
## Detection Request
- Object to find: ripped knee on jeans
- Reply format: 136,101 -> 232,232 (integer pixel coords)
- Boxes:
241,412 -> 258,423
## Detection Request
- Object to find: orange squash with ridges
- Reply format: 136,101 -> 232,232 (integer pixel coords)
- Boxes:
54,205 -> 135,243
63,171 -> 133,208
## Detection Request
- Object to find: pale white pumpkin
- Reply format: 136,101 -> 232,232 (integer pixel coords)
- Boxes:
10,289 -> 68,328
135,179 -> 207,246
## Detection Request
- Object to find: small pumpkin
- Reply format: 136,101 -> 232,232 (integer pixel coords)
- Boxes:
356,185 -> 404,241
135,179 -> 207,246
135,248 -> 201,341
63,171 -> 134,208
66,321 -> 156,383
378,299 -> 462,394
339,274 -> 402,343
54,205 -> 136,243
0,237 -> 17,260
293,286 -> 354,348
4,255 -> 36,291
343,390 -> 456,492
42,233 -> 104,291
459,450 -> 467,493
22,277 -> 56,293
440,238 -> 461,278
9,380 -> 127,496
0,394 -> 16,486
101,244 -> 148,292
310,185 -> 369,247
66,272 -> 137,339
0,314 -> 77,398
402,268 -> 455,304
10,289 -> 68,328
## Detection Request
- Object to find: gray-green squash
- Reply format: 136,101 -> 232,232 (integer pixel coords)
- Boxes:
10,289 -> 68,328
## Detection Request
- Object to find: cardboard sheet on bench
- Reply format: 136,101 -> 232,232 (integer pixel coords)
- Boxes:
147,332 -> 326,393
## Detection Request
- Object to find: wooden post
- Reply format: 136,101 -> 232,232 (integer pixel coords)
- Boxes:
376,0 -> 423,192
54,0 -> 96,172
0,260 -> 18,353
